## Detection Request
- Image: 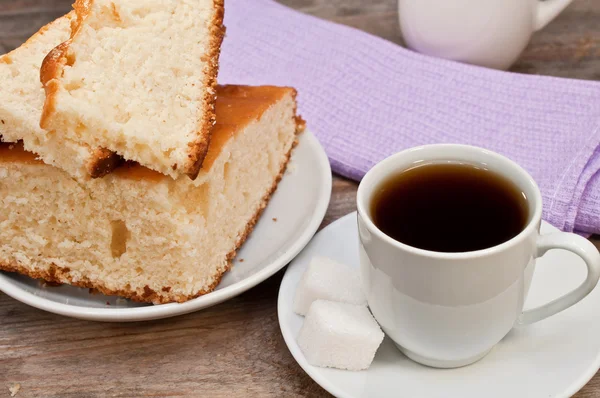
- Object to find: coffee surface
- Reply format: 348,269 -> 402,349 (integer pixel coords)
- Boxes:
371,163 -> 528,253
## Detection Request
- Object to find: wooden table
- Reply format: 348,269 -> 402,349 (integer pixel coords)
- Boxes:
1,1 -> 599,397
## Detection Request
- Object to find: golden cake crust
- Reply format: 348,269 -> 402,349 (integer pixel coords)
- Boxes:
183,0 -> 225,179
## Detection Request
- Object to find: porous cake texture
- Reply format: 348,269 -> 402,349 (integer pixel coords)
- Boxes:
297,300 -> 384,371
0,85 -> 302,303
40,0 -> 226,179
0,13 -> 119,178
293,256 -> 366,315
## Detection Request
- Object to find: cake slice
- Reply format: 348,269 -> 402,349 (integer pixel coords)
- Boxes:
0,13 -> 120,178
40,0 -> 225,179
0,85 -> 302,303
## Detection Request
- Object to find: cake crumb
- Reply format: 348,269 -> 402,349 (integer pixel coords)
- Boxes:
239,259 -> 244,263
106,301 -> 110,306
286,162 -> 297,174
272,218 -> 278,222
116,298 -> 128,305
9,383 -> 21,397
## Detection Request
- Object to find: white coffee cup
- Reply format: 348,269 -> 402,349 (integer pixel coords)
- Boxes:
398,0 -> 573,69
357,144 -> 600,368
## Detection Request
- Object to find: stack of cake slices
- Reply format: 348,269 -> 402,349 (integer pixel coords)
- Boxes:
0,0 -> 304,303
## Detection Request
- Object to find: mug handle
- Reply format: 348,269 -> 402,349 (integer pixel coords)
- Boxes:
535,0 -> 574,31
518,233 -> 600,325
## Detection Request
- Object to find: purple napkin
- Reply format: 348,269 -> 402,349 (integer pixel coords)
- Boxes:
219,0 -> 600,234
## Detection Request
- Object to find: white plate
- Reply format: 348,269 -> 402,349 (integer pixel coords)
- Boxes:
0,130 -> 331,322
279,212 -> 600,398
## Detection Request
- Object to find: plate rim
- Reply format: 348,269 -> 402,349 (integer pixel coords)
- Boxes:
0,130 -> 332,322
278,212 -> 600,398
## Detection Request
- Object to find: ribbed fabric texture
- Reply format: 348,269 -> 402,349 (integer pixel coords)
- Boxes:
219,0 -> 600,234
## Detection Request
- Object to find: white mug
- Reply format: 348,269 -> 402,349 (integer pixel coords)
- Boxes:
398,0 -> 573,70
357,144 -> 600,368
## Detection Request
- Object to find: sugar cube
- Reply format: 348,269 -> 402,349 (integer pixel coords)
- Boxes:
297,300 -> 384,370
293,256 -> 366,315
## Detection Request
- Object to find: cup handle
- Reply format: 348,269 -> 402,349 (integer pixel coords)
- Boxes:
518,233 -> 600,325
534,0 -> 573,31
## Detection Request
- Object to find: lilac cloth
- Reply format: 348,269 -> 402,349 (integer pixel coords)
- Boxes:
219,0 -> 600,234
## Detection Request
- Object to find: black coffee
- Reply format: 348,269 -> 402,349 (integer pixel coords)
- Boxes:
370,163 -> 528,253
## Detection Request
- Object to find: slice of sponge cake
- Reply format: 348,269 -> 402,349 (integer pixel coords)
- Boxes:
0,13 -> 120,178
40,0 -> 226,179
0,85 -> 302,304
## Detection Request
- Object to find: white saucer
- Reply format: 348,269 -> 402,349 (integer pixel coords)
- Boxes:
0,131 -> 331,322
279,212 -> 600,398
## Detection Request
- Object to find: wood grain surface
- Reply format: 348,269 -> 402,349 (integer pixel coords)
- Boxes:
1,1 -> 599,397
